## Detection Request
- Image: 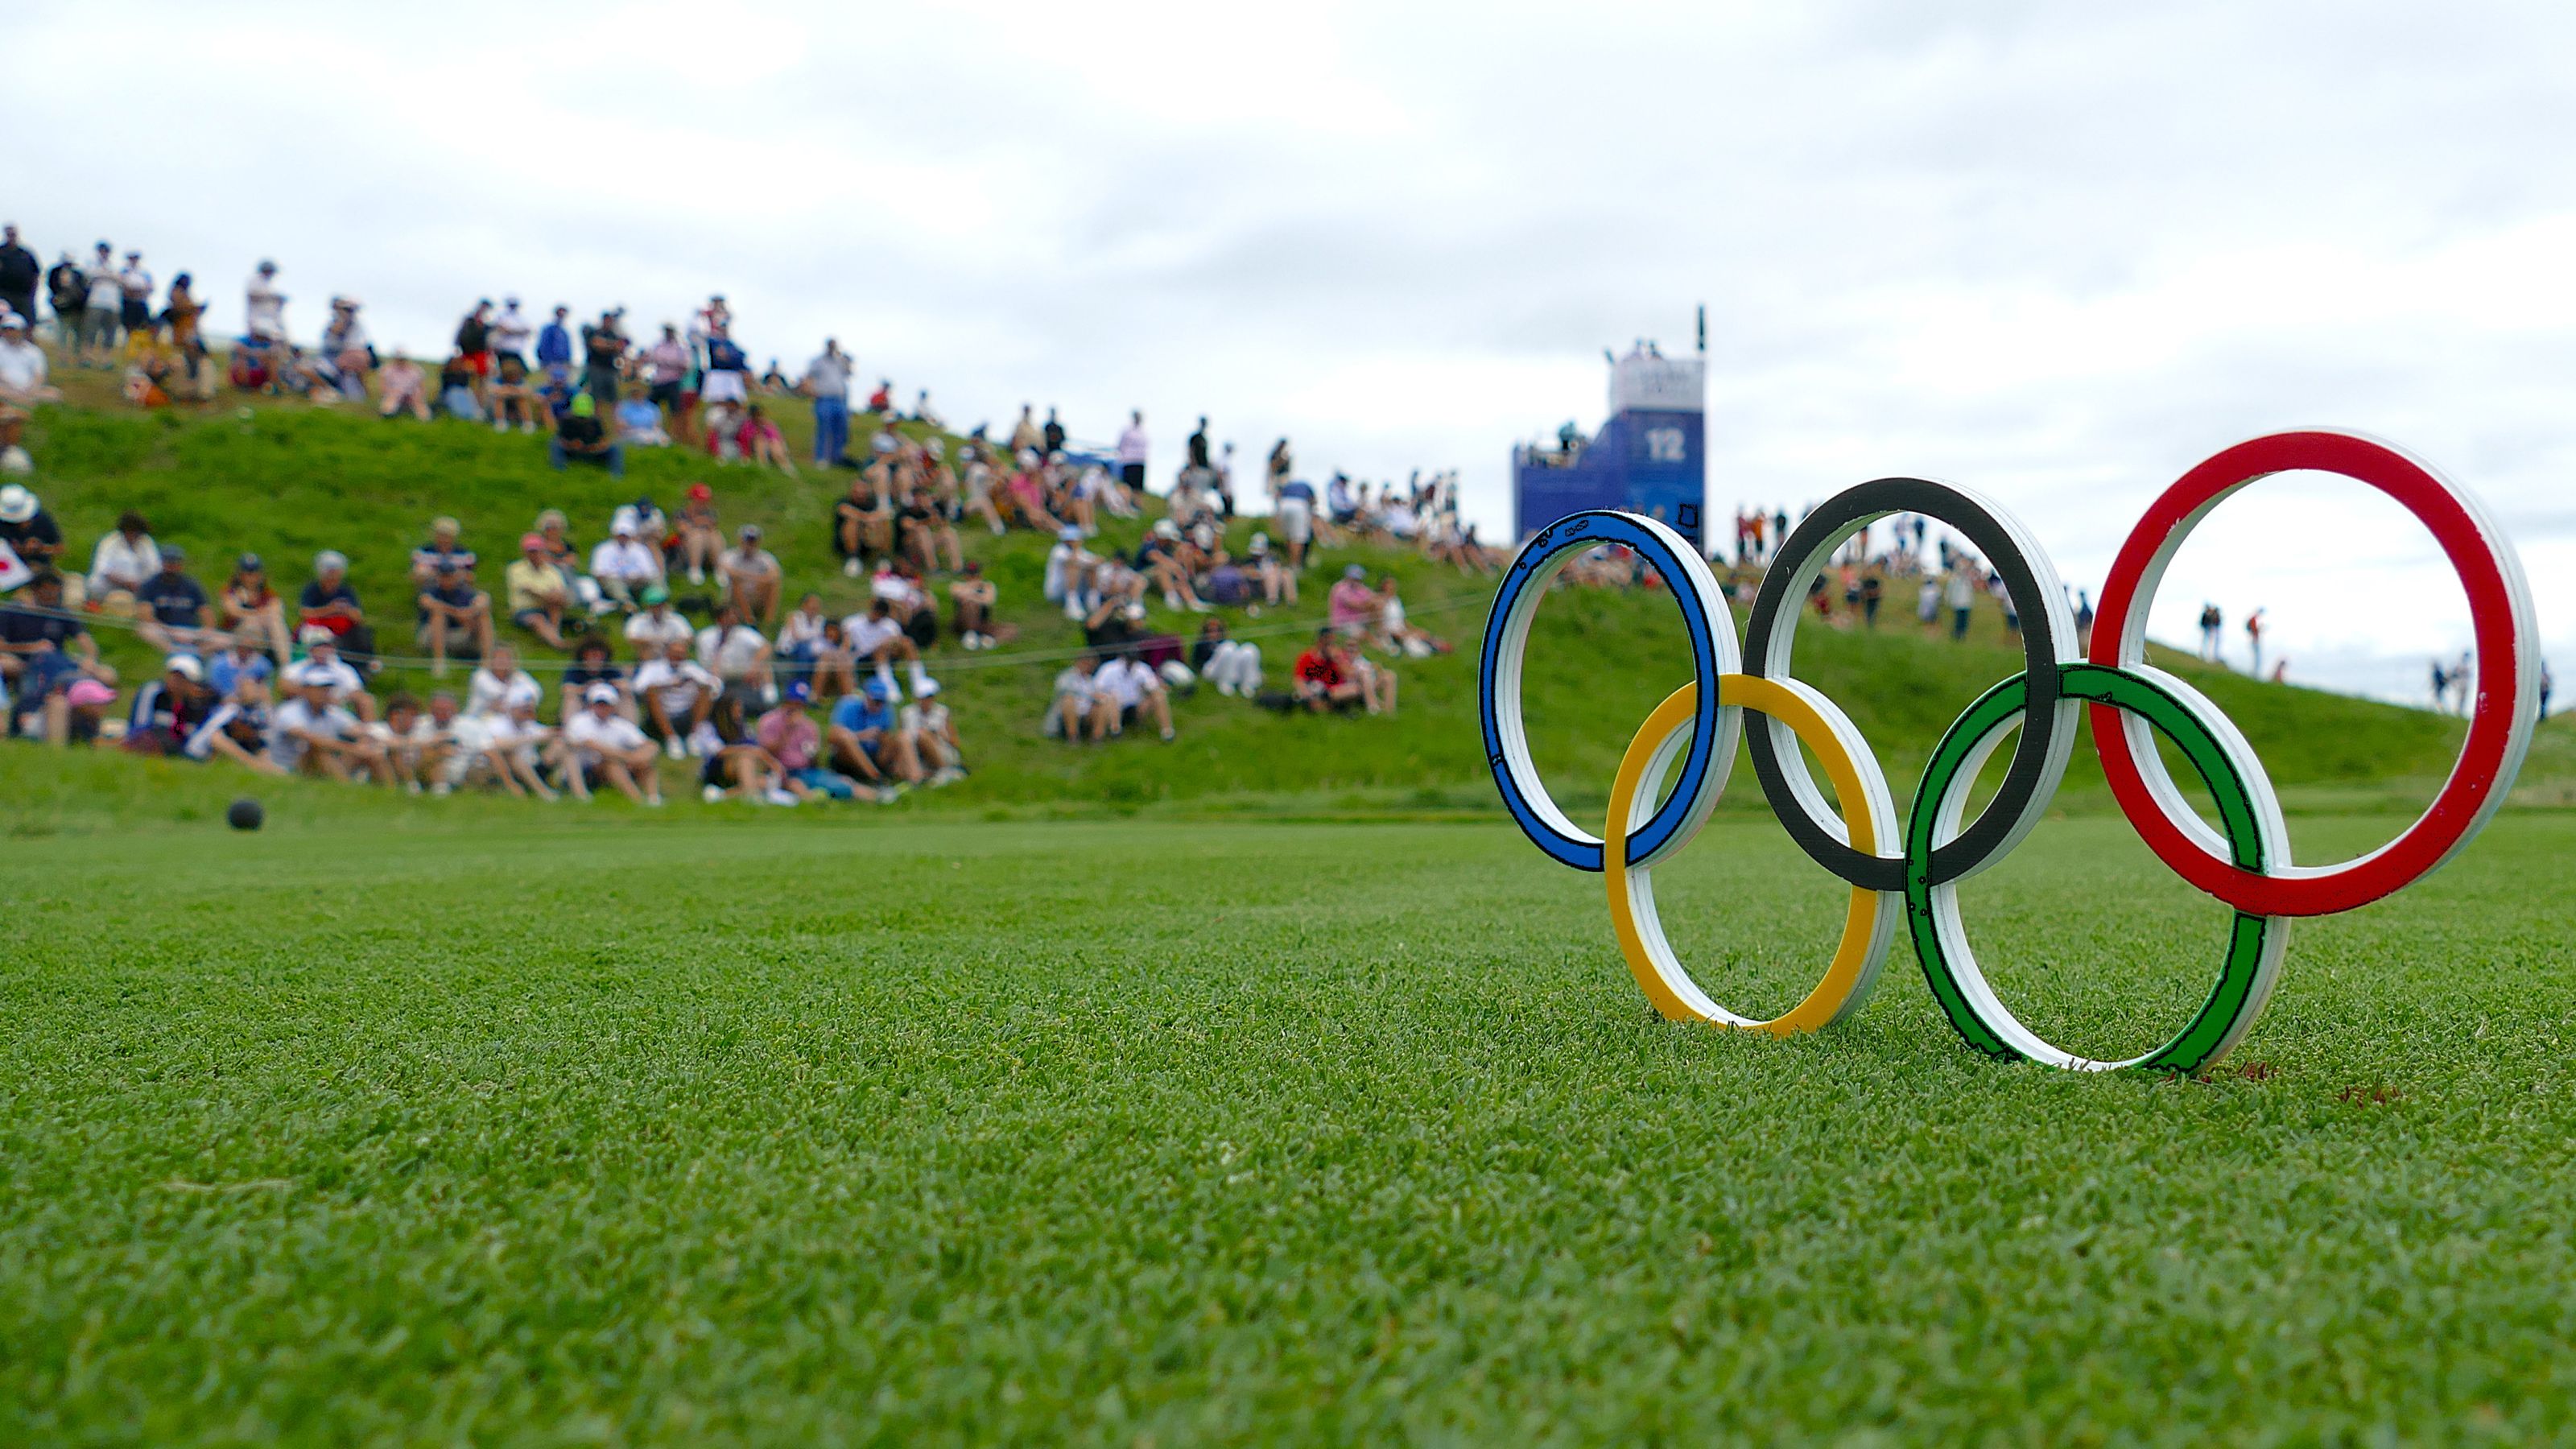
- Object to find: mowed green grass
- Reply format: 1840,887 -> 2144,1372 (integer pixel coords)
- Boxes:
7,810 -> 2576,1443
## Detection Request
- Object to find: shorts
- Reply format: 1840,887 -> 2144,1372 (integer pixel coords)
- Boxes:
511,608 -> 553,632
649,380 -> 683,411
700,370 -> 746,406
1277,497 -> 1312,546
464,351 -> 493,378
1120,462 -> 1146,489
793,766 -> 853,799
584,366 -> 620,398
120,298 -> 150,329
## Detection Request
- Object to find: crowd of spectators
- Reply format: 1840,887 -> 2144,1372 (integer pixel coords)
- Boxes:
0,224 -> 1474,803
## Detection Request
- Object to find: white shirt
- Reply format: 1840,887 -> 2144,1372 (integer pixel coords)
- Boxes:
1043,542 -> 1081,601
1945,573 -> 1974,609
778,609 -> 828,650
489,308 -> 533,357
843,613 -> 903,656
466,667 -> 542,720
632,657 -> 719,715
1093,657 -> 1158,708
0,337 -> 47,394
1051,666 -> 1095,701
564,708 -> 649,760
296,655 -> 365,702
696,623 -> 768,679
274,697 -> 355,764
716,547 -> 779,590
118,264 -> 152,301
1116,423 -> 1148,465
88,532 -> 160,592
804,351 -> 851,398
590,538 -> 661,584
625,609 -> 693,656
246,274 -> 285,339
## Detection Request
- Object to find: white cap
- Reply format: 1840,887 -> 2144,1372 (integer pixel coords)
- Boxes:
585,683 -> 619,705
164,655 -> 203,682
0,483 -> 34,523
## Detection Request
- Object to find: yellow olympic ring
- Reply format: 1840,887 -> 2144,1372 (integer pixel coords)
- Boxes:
1604,676 -> 1901,1034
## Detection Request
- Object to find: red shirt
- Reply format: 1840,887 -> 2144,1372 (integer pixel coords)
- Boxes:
1294,648 -> 1343,689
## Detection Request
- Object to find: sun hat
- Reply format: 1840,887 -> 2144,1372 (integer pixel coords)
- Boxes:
0,484 -> 35,523
65,679 -> 115,708
584,683 -> 619,705
431,516 -> 460,536
315,549 -> 348,572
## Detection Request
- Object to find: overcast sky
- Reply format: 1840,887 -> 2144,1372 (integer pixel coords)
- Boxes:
8,0 -> 2573,704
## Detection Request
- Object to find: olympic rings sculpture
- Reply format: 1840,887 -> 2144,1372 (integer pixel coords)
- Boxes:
1480,430 -> 2541,1073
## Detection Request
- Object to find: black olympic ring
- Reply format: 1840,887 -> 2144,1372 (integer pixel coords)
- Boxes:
1742,478 -> 2078,893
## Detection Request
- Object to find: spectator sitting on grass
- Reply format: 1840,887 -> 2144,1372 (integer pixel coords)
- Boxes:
898,486 -> 961,576
551,393 -> 624,477
777,592 -> 828,683
622,585 -> 691,662
506,533 -> 572,650
299,551 -> 378,664
950,561 -> 997,650
1133,519 -> 1208,613
841,596 -> 936,701
634,636 -> 720,759
901,691 -> 967,785
375,691 -> 454,795
206,632 -> 275,700
826,675 -> 919,797
436,353 -> 484,422
616,385 -> 669,448
733,403 -> 799,477
758,683 -> 853,800
1092,650 -> 1175,742
674,482 -> 722,584
134,545 -> 214,655
0,484 -> 68,588
716,524 -> 782,627
1246,532 -> 1295,608
466,643 -> 542,722
833,474 -> 891,577
409,516 -> 475,588
489,351 -> 545,433
1293,628 -> 1363,714
695,601 -> 775,700
481,695 -> 559,800
809,617 -> 859,700
415,559 -> 493,677
557,635 -> 627,719
122,655 -> 213,757
697,692 -> 793,804
1327,564 -> 1379,638
218,553 -> 292,667
588,517 -> 661,610
378,352 -> 431,420
184,673 -> 286,776
86,510 -> 160,610
1375,575 -> 1445,658
275,669 -> 388,782
563,683 -> 663,805
1051,650 -> 1108,742
1191,617 -> 1262,696
294,630 -> 375,721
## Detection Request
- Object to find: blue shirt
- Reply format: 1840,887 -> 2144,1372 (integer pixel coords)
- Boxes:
1277,480 -> 1315,505
828,696 -> 892,734
208,651 -> 273,698
535,321 -> 573,368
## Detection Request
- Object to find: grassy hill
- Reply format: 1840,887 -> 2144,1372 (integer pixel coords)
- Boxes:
5,384 -> 2569,838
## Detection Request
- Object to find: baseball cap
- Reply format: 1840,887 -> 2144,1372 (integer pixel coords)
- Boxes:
738,524 -> 762,540
641,584 -> 670,605
315,549 -> 349,572
584,683 -> 619,705
65,679 -> 115,708
0,484 -> 36,523
784,679 -> 812,704
685,482 -> 712,502
237,552 -> 263,571
1344,564 -> 1367,580
164,655 -> 203,682
863,677 -> 894,700
160,544 -> 185,562
1153,519 -> 1179,539
297,625 -> 336,646
1057,526 -> 1083,542
0,313 -> 23,332
519,532 -> 546,551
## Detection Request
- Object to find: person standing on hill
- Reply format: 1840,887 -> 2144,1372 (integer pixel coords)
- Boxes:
803,339 -> 852,468
1009,403 -> 1042,456
244,258 -> 287,350
45,251 -> 85,346
80,242 -> 122,366
2243,608 -> 2264,675
536,305 -> 574,378
455,300 -> 494,410
0,225 -> 38,334
1116,411 -> 1149,495
1042,406 -> 1066,456
580,310 -> 625,405
1945,568 -> 1974,642
115,252 -> 154,338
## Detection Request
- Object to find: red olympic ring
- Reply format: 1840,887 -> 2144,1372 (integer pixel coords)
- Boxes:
2090,430 -> 2540,917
